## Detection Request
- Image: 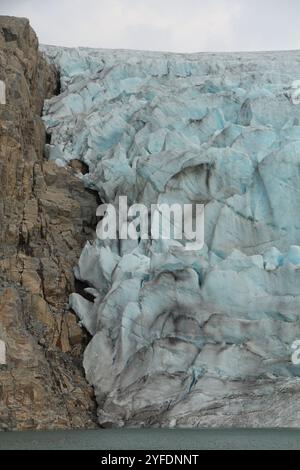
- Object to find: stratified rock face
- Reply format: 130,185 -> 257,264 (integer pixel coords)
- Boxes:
0,17 -> 98,430
43,45 -> 300,427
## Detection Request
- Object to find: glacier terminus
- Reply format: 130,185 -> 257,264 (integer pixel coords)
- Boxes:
42,46 -> 300,427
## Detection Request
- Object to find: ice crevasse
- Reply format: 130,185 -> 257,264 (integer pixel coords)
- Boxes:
42,46 -> 300,427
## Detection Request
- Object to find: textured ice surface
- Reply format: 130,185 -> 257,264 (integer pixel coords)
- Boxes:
42,46 -> 300,427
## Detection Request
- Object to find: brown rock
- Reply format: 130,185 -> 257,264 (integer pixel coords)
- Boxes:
0,16 -> 98,430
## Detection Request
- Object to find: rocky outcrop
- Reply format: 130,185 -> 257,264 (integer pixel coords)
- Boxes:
0,17 -> 98,430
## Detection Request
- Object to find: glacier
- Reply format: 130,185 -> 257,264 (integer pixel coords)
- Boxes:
42,46 -> 300,427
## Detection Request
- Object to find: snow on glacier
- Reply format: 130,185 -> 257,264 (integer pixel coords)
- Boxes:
42,46 -> 300,427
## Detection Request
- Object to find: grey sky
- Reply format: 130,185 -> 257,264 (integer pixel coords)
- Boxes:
1,0 -> 300,52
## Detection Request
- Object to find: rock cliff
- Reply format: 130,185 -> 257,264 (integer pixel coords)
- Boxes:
0,16 -> 97,430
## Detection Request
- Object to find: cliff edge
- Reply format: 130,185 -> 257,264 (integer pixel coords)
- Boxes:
0,16 -> 98,430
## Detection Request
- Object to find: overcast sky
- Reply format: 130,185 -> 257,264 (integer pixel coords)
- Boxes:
1,0 -> 300,53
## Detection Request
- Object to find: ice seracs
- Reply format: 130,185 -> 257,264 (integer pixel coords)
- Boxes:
42,46 -> 300,427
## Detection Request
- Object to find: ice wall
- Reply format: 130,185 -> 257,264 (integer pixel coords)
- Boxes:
42,46 -> 300,427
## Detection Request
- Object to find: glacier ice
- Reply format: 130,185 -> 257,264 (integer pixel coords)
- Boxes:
42,46 -> 300,427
